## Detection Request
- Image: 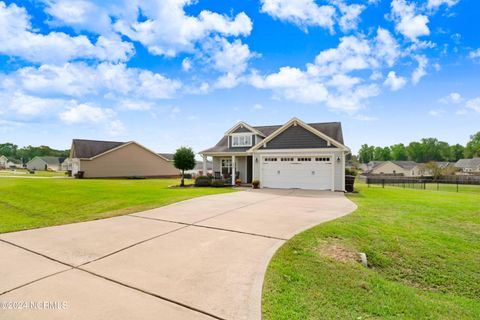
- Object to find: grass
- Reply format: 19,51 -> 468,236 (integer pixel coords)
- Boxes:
0,169 -> 65,177
263,184 -> 480,320
0,178 -> 234,234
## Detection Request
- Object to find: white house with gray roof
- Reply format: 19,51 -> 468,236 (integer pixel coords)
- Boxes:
455,158 -> 480,173
26,156 -> 65,171
200,118 -> 350,191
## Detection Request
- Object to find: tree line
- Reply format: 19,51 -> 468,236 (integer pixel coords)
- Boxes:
0,143 -> 70,163
358,132 -> 480,164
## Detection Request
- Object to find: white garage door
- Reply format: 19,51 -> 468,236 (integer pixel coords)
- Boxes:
261,156 -> 332,190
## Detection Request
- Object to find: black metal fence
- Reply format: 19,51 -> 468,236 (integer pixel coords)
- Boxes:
365,175 -> 480,193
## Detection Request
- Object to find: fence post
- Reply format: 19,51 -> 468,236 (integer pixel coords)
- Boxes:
382,179 -> 385,188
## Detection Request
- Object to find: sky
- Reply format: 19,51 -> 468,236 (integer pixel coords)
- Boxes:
0,0 -> 479,154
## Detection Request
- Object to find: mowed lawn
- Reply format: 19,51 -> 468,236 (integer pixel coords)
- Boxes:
0,178 -> 234,234
263,184 -> 480,319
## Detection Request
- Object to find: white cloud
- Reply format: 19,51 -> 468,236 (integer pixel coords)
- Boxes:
391,0 -> 430,41
353,114 -> 379,121
182,58 -> 192,71
112,1 -> 252,57
384,71 -> 407,91
412,55 -> 428,84
0,2 -> 134,64
59,103 -> 115,123
375,28 -> 400,67
0,91 -> 65,116
253,103 -> 263,110
439,92 -> 463,104
336,2 -> 366,32
469,49 -> 480,61
427,0 -> 459,9
260,0 -> 336,31
466,97 -> 480,113
429,109 -> 445,116
6,62 -> 181,100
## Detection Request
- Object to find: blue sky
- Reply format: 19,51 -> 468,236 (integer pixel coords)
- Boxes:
0,0 -> 479,154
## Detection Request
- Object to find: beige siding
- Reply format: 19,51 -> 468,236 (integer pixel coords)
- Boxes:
371,162 -> 408,176
79,143 -> 180,178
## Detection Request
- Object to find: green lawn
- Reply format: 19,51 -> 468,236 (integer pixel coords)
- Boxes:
0,178 -> 234,234
0,169 -> 65,177
263,184 -> 480,320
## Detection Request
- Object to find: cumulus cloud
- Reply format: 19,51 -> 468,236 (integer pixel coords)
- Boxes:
260,0 -> 336,31
60,103 -> 115,123
336,2 -> 366,32
0,1 -> 134,64
412,55 -> 428,84
390,0 -> 430,41
466,97 -> 480,113
384,71 -> 407,91
469,49 -> 480,61
427,0 -> 459,9
439,92 -> 463,104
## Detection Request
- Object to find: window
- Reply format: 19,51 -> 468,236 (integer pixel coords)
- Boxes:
281,157 -> 294,162
264,157 -> 278,162
231,134 -> 252,147
221,159 -> 232,176
297,157 -> 312,162
315,157 -> 331,162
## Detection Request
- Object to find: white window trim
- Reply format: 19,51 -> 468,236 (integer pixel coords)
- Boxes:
231,133 -> 253,147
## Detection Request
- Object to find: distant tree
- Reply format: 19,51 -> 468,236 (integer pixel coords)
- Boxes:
465,132 -> 480,158
450,144 -> 465,161
390,143 -> 408,160
407,142 -> 424,162
173,147 -> 196,187
0,143 -> 18,157
437,141 -> 452,161
358,144 -> 375,163
421,161 -> 442,180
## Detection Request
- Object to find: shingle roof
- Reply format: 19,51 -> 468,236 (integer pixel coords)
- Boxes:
201,121 -> 344,153
38,156 -> 65,166
455,158 -> 480,169
158,153 -> 174,161
72,139 -> 126,159
391,161 -> 418,169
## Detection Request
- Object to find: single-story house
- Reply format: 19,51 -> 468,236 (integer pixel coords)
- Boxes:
26,156 -> 65,171
366,161 -> 421,176
200,118 -> 350,191
0,155 -> 8,169
68,139 -> 180,178
186,160 -> 213,177
6,158 -> 23,169
61,158 -> 72,171
455,158 -> 480,173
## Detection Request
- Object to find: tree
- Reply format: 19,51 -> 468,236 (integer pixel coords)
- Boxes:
407,142 -> 424,162
465,132 -> 480,158
358,144 -> 375,163
421,161 -> 442,180
390,143 -> 407,160
173,147 -> 196,187
450,144 -> 465,161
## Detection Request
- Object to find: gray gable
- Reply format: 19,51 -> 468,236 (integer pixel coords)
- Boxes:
232,126 -> 252,133
261,125 -> 330,149
72,139 -> 126,159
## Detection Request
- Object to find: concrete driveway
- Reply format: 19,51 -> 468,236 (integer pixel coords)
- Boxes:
0,189 -> 356,320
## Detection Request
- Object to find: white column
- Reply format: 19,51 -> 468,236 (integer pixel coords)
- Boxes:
331,154 -> 335,192
202,155 -> 207,176
232,155 -> 236,186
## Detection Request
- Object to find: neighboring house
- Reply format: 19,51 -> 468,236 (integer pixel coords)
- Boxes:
0,155 -> 8,169
6,158 -> 23,169
68,139 -> 180,178
61,158 -> 72,171
455,158 -> 480,174
186,160 -> 213,177
26,156 -> 64,171
367,161 -> 420,176
200,118 -> 350,191
359,161 -> 385,172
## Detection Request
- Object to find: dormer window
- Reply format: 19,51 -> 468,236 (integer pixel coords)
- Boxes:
231,133 -> 252,147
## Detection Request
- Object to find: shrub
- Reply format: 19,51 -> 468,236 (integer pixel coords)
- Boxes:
211,179 -> 226,187
345,168 -> 358,176
183,173 -> 193,179
195,175 -> 212,187
235,178 -> 242,185
252,180 -> 260,188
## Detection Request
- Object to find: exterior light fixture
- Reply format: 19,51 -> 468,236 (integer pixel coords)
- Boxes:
336,156 -> 341,162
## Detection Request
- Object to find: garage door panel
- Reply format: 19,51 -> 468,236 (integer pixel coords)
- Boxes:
261,156 -> 332,190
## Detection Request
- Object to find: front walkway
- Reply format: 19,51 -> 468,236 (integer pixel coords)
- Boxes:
0,189 -> 356,320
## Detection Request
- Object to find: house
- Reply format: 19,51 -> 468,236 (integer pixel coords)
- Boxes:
6,158 -> 23,169
26,156 -> 65,171
455,158 -> 480,174
0,155 -> 8,169
359,161 -> 385,172
61,158 -> 72,171
186,160 -> 213,177
200,118 -> 350,191
366,161 -> 420,176
68,139 -> 180,178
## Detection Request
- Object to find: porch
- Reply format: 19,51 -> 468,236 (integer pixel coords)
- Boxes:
202,155 -> 253,186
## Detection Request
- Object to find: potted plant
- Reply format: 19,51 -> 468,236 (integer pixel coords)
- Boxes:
252,180 -> 260,189
235,178 -> 242,186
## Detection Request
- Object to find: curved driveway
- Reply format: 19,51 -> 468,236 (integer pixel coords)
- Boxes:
0,189 -> 356,320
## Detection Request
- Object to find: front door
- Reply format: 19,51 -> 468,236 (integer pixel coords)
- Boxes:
247,156 -> 253,183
